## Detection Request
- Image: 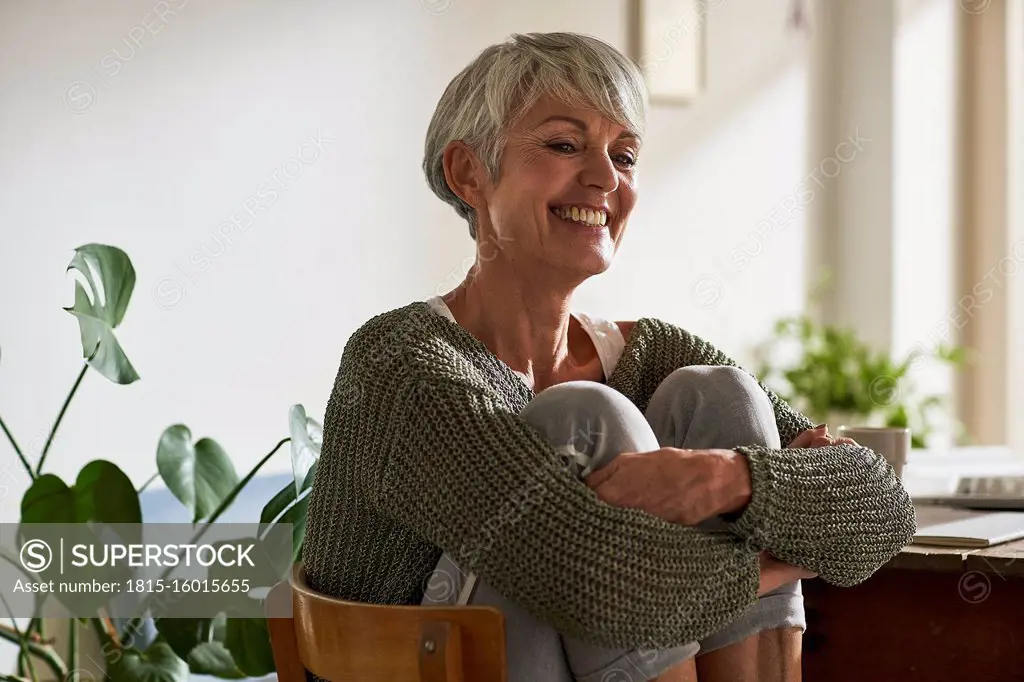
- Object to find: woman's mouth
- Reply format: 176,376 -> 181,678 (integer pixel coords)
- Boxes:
550,205 -> 608,228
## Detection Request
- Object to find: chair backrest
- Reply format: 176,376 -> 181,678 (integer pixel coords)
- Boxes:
266,563 -> 507,682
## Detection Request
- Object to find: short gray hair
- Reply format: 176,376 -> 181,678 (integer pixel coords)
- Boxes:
422,32 -> 648,239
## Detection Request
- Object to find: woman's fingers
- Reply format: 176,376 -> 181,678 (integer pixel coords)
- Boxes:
757,551 -> 817,595
789,425 -> 865,449
807,435 -> 860,448
787,424 -> 828,448
785,430 -> 813,448
583,453 -> 626,488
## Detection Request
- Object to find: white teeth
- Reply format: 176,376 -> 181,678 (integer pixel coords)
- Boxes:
555,206 -> 608,227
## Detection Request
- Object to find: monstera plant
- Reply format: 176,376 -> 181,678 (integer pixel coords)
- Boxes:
0,244 -> 319,681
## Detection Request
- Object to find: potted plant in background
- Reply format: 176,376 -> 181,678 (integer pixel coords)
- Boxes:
751,290 -> 969,449
0,244 -> 318,681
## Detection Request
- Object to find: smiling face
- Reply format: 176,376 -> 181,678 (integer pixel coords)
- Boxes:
474,94 -> 641,278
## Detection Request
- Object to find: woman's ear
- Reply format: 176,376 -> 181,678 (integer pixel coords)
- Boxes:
442,141 -> 488,212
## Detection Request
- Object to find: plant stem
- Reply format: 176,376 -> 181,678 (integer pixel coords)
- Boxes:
14,617 -> 25,678
21,645 -> 38,682
89,615 -> 120,672
35,363 -> 88,475
0,674 -> 31,682
97,614 -> 119,646
0,416 -> 34,481
67,620 -> 78,679
89,618 -> 109,646
0,560 -> 47,655
137,472 -> 159,493
0,596 -> 39,682
0,591 -> 57,682
120,437 -> 290,645
0,623 -> 65,680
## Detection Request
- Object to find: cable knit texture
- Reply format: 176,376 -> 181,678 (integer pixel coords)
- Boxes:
302,302 -> 917,650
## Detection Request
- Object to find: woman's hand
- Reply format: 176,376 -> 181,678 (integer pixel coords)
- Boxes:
758,551 -> 817,595
583,447 -> 752,526
787,423 -> 858,449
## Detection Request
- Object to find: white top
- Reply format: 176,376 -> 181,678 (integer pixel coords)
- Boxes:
424,295 -> 626,385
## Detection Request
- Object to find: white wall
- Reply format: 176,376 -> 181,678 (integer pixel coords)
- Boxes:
0,0 -> 809,526
1010,0 -> 1024,453
581,0 -> 809,358
893,0 -> 957,444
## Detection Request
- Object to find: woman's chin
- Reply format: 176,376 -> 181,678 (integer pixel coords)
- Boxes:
542,214 -> 617,272
559,245 -> 615,276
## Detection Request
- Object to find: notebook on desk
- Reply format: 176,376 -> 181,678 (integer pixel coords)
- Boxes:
911,475 -> 1024,510
913,512 -> 1024,548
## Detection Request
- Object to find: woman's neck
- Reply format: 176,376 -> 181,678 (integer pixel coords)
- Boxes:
440,264 -> 591,389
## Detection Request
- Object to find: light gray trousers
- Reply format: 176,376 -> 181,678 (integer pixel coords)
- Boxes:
422,365 -> 805,682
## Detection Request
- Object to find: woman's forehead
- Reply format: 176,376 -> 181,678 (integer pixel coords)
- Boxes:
514,95 -> 641,140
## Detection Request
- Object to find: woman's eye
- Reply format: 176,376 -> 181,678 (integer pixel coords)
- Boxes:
549,141 -> 636,167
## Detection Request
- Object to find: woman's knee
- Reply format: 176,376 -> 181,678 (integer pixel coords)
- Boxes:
646,366 -> 780,450
521,381 -> 659,476
660,365 -> 768,409
523,381 -> 629,419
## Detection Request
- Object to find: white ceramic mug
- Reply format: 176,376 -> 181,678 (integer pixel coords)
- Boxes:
836,426 -> 911,479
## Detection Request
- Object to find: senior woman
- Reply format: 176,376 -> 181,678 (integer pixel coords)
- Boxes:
303,32 -> 916,682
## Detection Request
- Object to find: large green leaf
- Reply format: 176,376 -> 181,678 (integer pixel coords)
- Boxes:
288,405 -> 321,496
110,643 -> 189,682
187,642 -> 244,679
157,425 -> 239,522
20,461 -> 140,612
258,462 -> 316,539
207,536 -> 288,591
223,618 -> 275,678
64,243 -> 139,384
258,482 -> 295,538
154,618 -> 209,661
20,475 -> 76,523
155,618 -> 246,679
278,496 -> 309,563
21,460 -> 141,524
76,460 -> 143,523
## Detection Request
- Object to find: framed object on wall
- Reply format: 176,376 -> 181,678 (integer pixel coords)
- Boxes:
630,0 -> 708,104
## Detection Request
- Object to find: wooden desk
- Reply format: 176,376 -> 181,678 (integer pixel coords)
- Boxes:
802,505 -> 1024,681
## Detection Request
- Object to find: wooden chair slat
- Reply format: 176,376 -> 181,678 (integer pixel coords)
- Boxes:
266,580 -> 307,682
419,620 -> 464,682
265,563 -> 507,682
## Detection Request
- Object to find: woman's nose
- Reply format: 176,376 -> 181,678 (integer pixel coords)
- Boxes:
579,149 -> 619,193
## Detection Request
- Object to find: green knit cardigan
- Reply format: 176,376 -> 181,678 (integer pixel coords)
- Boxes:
302,301 -> 917,649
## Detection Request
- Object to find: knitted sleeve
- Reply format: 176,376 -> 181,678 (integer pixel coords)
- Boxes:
355,331 -> 762,649
612,317 -> 917,587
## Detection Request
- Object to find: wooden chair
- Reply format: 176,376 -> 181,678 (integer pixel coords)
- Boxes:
266,563 -> 507,682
